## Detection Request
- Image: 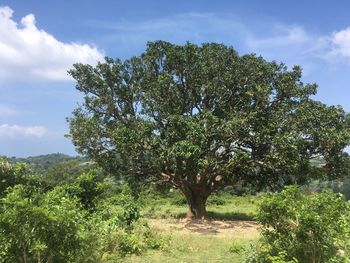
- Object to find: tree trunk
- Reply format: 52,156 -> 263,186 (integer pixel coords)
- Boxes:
187,195 -> 207,219
183,185 -> 209,219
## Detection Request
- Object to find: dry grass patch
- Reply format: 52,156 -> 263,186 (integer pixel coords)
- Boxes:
148,218 -> 259,238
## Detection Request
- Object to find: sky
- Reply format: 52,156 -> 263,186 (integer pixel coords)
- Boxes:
1,0 -> 350,157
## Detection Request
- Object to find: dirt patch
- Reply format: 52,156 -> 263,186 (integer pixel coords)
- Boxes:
148,218 -> 260,239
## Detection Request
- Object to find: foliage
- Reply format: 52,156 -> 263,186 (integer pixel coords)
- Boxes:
68,40 -> 350,218
77,191 -> 165,262
73,170 -> 104,211
223,182 -> 257,196
247,186 -> 350,262
116,185 -> 141,227
0,185 -> 84,263
0,161 -> 163,262
229,241 -> 246,254
139,188 -> 258,220
6,153 -> 87,174
42,159 -> 89,187
207,193 -> 227,206
54,169 -> 113,212
303,179 -> 350,200
0,158 -> 44,197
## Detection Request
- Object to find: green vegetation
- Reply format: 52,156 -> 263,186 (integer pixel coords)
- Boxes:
6,153 -> 88,174
303,179 -> 350,200
249,186 -> 350,262
2,40 -> 350,262
3,156 -> 350,262
68,40 -> 350,218
0,185 -> 84,262
126,234 -> 255,263
0,159 -> 164,262
139,189 -> 257,220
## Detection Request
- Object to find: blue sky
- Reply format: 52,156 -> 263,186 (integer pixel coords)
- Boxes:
1,0 -> 350,157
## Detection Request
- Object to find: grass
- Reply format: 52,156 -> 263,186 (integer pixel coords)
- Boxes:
126,234 -> 255,263
125,191 -> 260,262
140,191 -> 259,220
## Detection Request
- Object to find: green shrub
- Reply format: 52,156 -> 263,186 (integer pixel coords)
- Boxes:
79,220 -> 142,262
0,159 -> 45,197
170,192 -> 187,206
131,219 -> 168,250
77,205 -> 164,262
224,183 -> 255,196
0,185 -> 84,263
118,199 -> 141,227
247,186 -> 350,262
207,193 -> 226,206
229,241 -> 245,254
0,164 -> 162,263
115,185 -> 141,227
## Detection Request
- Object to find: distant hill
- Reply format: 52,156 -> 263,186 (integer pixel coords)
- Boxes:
6,153 -> 88,174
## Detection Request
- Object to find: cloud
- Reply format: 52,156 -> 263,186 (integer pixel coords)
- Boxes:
92,14 -> 313,61
94,12 -> 350,68
0,6 -> 104,82
246,26 -> 311,51
0,124 -> 47,139
326,28 -> 350,59
91,13 -> 250,54
92,14 -> 325,74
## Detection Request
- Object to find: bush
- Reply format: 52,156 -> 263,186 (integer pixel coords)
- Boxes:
77,201 -> 164,262
118,198 -> 141,227
170,192 -> 187,206
223,182 -> 255,196
0,164 -> 163,263
79,218 -> 141,262
229,241 -> 245,254
207,193 -> 226,206
0,185 -> 84,263
247,186 -> 350,262
115,185 -> 141,227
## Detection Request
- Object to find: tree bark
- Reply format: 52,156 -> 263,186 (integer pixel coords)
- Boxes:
187,195 -> 207,219
182,185 -> 209,219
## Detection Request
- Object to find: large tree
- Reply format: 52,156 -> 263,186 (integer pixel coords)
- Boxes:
68,41 -> 350,218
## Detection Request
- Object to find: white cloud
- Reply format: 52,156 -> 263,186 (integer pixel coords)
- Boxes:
247,25 -> 350,65
0,124 -> 47,138
0,6 -> 104,82
91,13 -> 250,53
246,26 -> 312,51
92,14 -> 317,68
327,28 -> 350,59
94,12 -> 350,67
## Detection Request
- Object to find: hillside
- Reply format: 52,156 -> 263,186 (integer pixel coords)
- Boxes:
6,153 -> 87,174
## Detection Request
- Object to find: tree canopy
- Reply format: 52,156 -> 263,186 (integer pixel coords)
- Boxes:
68,41 -> 350,218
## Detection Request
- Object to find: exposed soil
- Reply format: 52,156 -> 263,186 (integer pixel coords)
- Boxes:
148,218 -> 260,239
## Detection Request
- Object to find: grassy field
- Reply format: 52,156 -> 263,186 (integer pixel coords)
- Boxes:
140,192 -> 259,220
126,193 -> 260,263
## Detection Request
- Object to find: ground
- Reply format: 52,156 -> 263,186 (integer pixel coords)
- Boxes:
148,218 -> 259,237
124,193 -> 260,262
125,193 -> 259,263
126,218 -> 259,263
